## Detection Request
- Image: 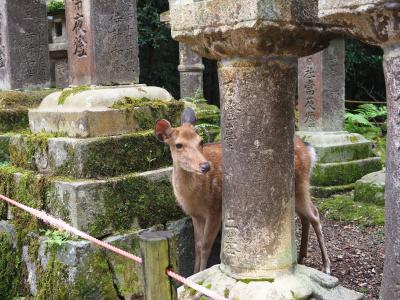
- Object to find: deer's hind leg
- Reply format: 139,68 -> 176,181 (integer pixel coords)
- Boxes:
296,180 -> 331,274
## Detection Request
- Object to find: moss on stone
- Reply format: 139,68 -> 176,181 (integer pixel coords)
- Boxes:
0,135 -> 11,162
0,232 -> 19,299
311,183 -> 355,198
58,86 -> 91,105
354,181 -> 385,206
311,158 -> 382,186
89,175 -> 184,237
0,89 -> 57,110
0,109 -> 29,133
315,143 -> 373,164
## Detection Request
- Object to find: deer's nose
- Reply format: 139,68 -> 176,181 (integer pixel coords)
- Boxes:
199,162 -> 211,174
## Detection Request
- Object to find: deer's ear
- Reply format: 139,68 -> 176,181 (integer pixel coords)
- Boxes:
181,107 -> 196,126
155,119 -> 172,142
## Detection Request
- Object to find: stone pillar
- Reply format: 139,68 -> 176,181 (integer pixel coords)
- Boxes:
65,0 -> 140,86
0,0 -> 50,90
219,57 -> 297,278
298,39 -> 345,132
178,43 -> 204,98
381,43 -> 400,300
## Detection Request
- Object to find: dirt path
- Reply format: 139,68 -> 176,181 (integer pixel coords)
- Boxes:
296,218 -> 384,300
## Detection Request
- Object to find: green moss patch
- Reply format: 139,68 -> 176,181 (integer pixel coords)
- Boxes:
316,195 -> 384,227
0,89 -> 57,110
0,135 -> 11,162
312,158 -> 382,187
58,86 -> 91,105
89,175 -> 184,237
0,109 -> 29,133
354,181 -> 385,206
112,97 -> 184,128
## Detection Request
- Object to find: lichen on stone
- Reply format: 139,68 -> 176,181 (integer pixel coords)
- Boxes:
58,86 -> 91,105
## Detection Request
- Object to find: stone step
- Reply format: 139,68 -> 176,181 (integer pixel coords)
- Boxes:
0,165 -> 182,238
311,183 -> 355,198
0,109 -> 29,133
9,130 -> 172,178
312,157 -> 383,187
297,131 -> 375,163
354,169 -> 386,206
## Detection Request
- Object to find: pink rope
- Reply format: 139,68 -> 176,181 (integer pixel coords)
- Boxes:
0,194 -> 229,300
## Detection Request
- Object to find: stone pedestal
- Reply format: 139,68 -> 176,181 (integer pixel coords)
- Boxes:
178,43 -> 204,98
65,0 -> 140,86
298,38 -> 382,195
0,0 -> 50,90
219,57 -> 297,278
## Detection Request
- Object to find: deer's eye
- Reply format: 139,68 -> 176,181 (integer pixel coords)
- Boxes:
175,143 -> 183,149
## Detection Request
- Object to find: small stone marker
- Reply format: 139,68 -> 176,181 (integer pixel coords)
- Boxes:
65,0 -> 140,86
298,38 -> 345,132
0,0 -> 50,90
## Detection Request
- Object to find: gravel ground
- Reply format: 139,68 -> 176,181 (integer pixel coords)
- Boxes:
296,218 -> 385,300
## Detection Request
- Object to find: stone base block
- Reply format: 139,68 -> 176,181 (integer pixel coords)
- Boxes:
354,170 -> 386,206
311,183 -> 355,198
312,157 -> 382,187
178,265 -> 364,300
0,134 -> 11,162
297,132 -> 374,163
9,130 -> 172,178
29,86 -> 182,138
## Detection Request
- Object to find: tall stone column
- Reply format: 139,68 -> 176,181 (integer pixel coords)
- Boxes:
65,0 -> 140,86
170,1 -> 363,299
381,43 -> 400,300
219,57 -> 297,278
178,43 -> 204,98
0,0 -> 50,90
297,38 -> 382,196
318,1 -> 400,299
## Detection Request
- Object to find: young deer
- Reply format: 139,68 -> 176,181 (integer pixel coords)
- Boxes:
155,108 -> 331,274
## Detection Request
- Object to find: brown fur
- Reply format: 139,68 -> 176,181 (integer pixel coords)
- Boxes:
156,120 -> 330,274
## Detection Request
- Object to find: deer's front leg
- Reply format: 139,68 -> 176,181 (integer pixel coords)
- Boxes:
199,213 -> 222,271
192,216 -> 205,274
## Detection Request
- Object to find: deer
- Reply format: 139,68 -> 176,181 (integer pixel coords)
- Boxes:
155,107 -> 331,275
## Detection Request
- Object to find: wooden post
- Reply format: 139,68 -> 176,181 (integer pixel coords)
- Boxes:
139,231 -> 177,300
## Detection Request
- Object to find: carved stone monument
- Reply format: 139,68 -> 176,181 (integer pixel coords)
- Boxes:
0,0 -> 50,90
319,1 -> 400,299
169,0 -> 362,299
298,39 -> 382,196
65,0 -> 140,86
178,43 -> 204,98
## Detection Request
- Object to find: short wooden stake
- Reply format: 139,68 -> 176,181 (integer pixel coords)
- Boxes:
140,231 -> 177,300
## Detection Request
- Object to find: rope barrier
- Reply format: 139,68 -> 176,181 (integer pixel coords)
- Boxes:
0,194 -> 229,300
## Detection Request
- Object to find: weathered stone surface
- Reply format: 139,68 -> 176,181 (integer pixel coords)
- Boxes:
219,57 -> 297,278
9,131 -> 173,178
311,183 -> 355,198
169,0 -> 336,60
298,39 -> 345,132
54,58 -> 69,89
28,86 -> 179,137
354,169 -> 386,205
312,157 -> 382,186
178,264 -> 364,300
319,0 -> 400,46
45,167 -> 181,238
65,0 -> 139,85
297,132 -> 374,163
179,43 -> 204,98
0,0 -> 50,90
381,43 -> 400,300
0,134 -> 10,162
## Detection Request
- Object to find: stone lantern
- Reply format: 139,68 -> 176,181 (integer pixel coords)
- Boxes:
318,2 -> 400,299
169,0 -> 363,298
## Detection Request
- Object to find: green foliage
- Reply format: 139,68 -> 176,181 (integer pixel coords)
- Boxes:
316,194 -> 384,227
43,230 -> 70,249
345,39 -> 385,102
58,86 -> 91,105
47,0 -> 65,14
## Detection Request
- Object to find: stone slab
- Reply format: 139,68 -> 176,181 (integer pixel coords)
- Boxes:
28,86 -> 180,137
297,132 -> 374,163
298,39 -> 345,132
45,167 -> 180,238
9,131 -> 172,178
354,169 -> 386,205
0,0 -> 50,90
312,157 -> 383,187
311,183 -> 355,198
65,0 -> 139,86
178,264 -> 364,300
